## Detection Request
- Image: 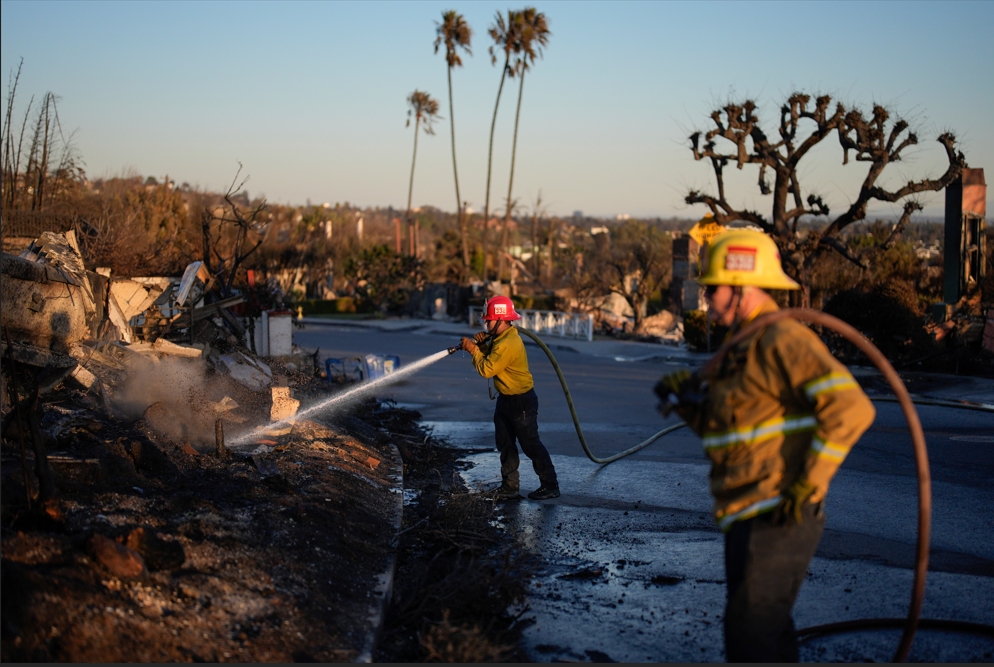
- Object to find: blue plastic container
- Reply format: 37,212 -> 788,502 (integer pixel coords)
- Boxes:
362,354 -> 401,380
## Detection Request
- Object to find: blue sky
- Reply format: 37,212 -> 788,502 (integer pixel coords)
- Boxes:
2,1 -> 991,219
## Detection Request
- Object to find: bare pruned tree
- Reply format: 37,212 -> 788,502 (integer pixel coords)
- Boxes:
2,59 -> 84,214
686,93 -> 966,305
202,164 -> 268,298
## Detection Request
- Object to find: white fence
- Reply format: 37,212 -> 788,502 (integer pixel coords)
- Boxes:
469,307 -> 594,342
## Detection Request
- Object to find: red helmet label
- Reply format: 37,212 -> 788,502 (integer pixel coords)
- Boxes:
494,304 -> 507,315
725,246 -> 757,271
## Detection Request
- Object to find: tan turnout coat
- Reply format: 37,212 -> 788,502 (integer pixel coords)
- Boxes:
677,301 -> 876,531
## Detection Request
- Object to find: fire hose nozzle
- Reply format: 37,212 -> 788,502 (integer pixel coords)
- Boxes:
447,344 -> 462,355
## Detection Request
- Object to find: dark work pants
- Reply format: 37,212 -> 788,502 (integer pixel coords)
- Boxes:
723,503 -> 825,663
494,389 -> 558,490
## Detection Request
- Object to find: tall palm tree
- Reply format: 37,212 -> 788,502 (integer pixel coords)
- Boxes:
404,90 -> 440,258
483,9 -> 521,286
501,8 -> 550,282
434,10 -> 473,279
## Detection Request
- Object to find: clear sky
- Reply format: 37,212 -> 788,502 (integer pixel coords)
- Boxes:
2,1 -> 991,219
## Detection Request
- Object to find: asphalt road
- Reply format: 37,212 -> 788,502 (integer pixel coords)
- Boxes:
294,322 -> 994,662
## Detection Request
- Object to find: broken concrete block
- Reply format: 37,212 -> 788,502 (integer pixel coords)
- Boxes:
270,386 -> 300,422
151,338 -> 202,358
68,364 -> 98,389
219,352 -> 272,391
209,396 -> 239,415
89,533 -> 146,579
106,290 -> 134,343
109,280 -> 154,320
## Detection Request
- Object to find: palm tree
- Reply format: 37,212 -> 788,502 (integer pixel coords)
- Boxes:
483,9 -> 521,286
501,8 -> 550,282
404,90 -> 440,258
434,10 -> 473,279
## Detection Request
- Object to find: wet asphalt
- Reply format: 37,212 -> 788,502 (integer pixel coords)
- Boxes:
294,322 -> 994,662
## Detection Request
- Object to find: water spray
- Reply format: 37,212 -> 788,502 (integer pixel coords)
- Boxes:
228,348 -> 454,447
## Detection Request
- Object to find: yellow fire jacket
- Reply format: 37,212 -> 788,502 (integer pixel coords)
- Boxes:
470,326 -> 535,396
677,300 -> 875,531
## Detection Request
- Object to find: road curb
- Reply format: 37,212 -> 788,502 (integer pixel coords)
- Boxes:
353,437 -> 405,663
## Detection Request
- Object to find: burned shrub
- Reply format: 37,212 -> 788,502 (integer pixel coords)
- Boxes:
823,280 -> 938,363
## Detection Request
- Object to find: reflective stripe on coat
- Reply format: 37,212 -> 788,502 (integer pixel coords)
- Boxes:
677,301 -> 875,531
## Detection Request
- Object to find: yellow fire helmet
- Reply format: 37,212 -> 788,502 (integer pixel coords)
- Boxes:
697,229 -> 800,290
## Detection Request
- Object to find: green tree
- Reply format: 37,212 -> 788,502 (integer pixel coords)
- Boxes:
434,10 -> 473,278
404,90 -> 440,259
499,7 -> 550,282
588,220 -> 672,332
344,244 -> 424,313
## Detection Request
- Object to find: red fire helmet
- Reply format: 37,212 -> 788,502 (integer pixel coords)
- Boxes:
483,295 -> 521,322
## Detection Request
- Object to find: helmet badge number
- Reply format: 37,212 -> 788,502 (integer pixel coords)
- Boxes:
725,246 -> 757,272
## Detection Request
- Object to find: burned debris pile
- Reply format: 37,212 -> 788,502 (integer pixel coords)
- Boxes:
1,227 -> 535,661
0,229 -> 407,661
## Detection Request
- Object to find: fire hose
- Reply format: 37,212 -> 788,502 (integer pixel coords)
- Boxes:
510,309 -> 993,661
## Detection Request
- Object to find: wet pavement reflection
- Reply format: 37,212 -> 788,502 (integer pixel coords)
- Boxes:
459,449 -> 994,662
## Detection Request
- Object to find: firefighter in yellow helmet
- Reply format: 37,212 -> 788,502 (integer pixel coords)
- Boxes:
460,296 -> 560,500
655,229 -> 875,662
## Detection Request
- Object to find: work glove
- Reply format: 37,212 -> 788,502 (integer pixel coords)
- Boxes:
778,478 -> 818,524
653,369 -> 694,416
460,337 -> 478,354
474,331 -> 489,344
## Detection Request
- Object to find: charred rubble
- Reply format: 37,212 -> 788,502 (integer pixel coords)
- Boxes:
0,229 -> 533,662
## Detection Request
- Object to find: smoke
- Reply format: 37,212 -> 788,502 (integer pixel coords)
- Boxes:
110,354 -> 229,447
229,349 -> 452,446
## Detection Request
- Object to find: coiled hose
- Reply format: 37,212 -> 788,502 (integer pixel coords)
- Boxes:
518,309 -> 993,662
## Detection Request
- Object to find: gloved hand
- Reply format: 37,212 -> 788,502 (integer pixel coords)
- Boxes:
653,369 -> 693,416
460,337 -> 479,354
474,331 -> 489,344
778,478 -> 818,524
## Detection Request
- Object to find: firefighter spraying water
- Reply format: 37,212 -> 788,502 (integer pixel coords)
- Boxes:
456,295 -> 561,501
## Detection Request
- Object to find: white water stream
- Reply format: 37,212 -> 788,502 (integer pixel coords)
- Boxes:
229,348 -> 453,446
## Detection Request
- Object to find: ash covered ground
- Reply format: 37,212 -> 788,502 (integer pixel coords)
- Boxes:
1,346 -> 533,662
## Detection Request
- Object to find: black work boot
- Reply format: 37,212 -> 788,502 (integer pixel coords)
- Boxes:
493,483 -> 521,499
527,485 -> 560,500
